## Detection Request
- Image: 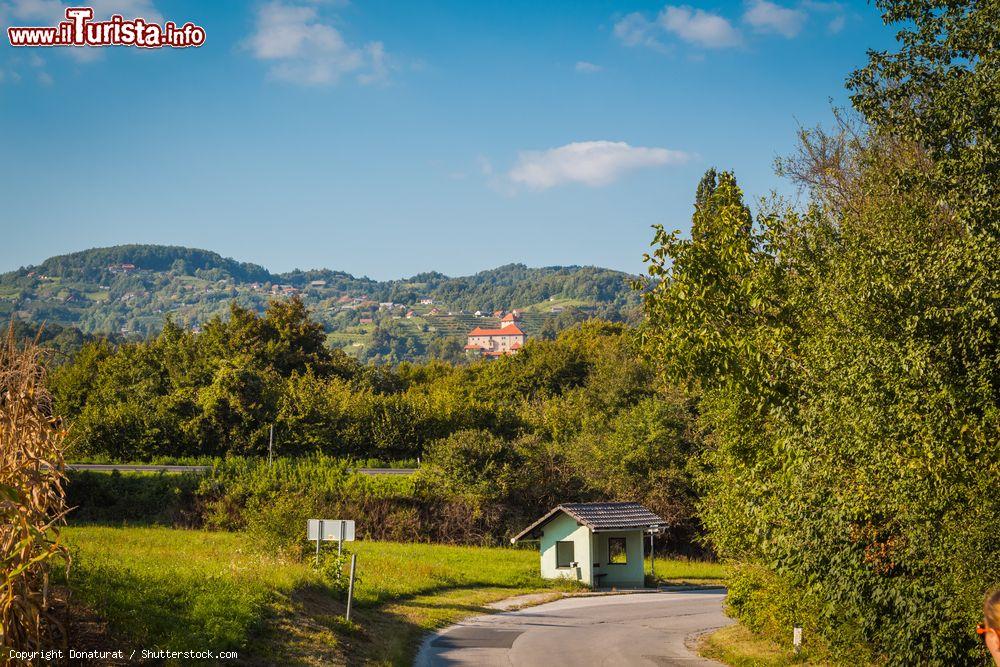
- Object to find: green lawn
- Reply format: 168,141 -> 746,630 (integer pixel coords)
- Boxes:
60,526 -> 324,659
649,556 -> 728,585
60,527 -> 573,665
60,526 -> 726,665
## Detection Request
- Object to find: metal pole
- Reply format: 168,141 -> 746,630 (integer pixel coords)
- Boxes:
268,424 -> 274,466
315,531 -> 321,567
345,553 -> 357,622
338,520 -> 345,557
649,532 -> 655,583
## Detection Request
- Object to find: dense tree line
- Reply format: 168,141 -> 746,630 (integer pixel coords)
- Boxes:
51,299 -> 701,546
640,0 -> 999,662
17,244 -> 274,283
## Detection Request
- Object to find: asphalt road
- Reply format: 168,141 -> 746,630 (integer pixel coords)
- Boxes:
65,464 -> 416,475
416,589 -> 730,667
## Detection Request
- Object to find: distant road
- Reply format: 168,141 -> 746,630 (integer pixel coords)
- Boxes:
66,464 -> 417,476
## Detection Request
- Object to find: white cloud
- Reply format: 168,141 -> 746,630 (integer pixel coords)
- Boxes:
508,140 -> 690,190
658,6 -> 742,48
743,0 -> 806,38
247,1 -> 389,86
615,5 -> 741,51
574,60 -> 604,74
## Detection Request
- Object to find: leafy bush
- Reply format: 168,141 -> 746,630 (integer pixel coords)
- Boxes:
66,471 -> 201,525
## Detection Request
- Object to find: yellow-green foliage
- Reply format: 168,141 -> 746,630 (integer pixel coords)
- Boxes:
0,327 -> 69,655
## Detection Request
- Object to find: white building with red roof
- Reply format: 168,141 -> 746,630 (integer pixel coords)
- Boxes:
465,311 -> 527,357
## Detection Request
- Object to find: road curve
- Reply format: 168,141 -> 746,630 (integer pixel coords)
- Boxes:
416,589 -> 730,667
65,464 -> 416,476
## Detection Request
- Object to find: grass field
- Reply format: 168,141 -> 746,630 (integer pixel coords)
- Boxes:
60,527 -> 571,665
699,624 -> 834,666
61,526 -> 726,665
649,556 -> 727,585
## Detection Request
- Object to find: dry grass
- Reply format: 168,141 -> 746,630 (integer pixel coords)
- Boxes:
0,325 -> 70,657
698,624 -> 836,666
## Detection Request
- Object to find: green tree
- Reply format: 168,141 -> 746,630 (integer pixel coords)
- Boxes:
641,35 -> 1000,662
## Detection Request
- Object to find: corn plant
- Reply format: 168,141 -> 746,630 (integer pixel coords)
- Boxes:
0,325 -> 69,655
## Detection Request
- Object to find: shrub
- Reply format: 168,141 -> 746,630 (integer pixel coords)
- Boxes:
65,471 -> 201,525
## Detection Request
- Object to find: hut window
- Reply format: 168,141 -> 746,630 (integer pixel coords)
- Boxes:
608,537 -> 627,564
556,541 -> 575,568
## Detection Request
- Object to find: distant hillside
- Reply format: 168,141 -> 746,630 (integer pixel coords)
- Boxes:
28,245 -> 274,283
0,245 -> 643,363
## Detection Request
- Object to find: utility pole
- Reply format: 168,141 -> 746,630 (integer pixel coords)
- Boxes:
268,424 -> 274,466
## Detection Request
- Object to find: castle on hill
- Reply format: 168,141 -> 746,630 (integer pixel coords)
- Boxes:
465,311 -> 527,357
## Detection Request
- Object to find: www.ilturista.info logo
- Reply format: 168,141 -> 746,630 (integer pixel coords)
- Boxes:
7,7 -> 205,48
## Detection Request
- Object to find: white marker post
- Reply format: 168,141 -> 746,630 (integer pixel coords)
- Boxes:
793,626 -> 803,653
649,532 -> 655,582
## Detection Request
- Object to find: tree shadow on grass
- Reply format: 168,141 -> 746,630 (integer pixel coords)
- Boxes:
263,582 -> 556,667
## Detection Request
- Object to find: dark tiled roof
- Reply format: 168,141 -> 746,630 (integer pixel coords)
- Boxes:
511,502 -> 666,542
561,502 -> 665,530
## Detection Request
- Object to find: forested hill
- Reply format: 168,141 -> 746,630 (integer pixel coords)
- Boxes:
1,245 -> 642,363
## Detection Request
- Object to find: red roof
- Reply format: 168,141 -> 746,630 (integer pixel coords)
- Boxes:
468,325 -> 525,336
501,312 -> 520,321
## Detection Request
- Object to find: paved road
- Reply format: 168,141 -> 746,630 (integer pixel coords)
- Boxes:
416,590 -> 730,667
66,464 -> 416,475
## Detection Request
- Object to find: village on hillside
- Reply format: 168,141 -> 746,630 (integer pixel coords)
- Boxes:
0,250 -> 639,363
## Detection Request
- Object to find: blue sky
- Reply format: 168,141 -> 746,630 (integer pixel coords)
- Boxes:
0,0 -> 895,279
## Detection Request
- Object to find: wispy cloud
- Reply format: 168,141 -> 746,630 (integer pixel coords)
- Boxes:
743,0 -> 806,38
614,5 -> 741,51
801,0 -> 847,33
614,0 -> 847,53
574,60 -> 604,74
247,1 -> 390,86
612,13 -> 667,51
826,13 -> 845,33
507,140 -> 691,190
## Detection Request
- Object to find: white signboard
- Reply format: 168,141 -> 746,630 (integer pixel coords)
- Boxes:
307,519 -> 355,542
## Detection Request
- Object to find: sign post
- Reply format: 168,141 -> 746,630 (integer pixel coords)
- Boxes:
315,530 -> 321,566
345,553 -> 357,622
